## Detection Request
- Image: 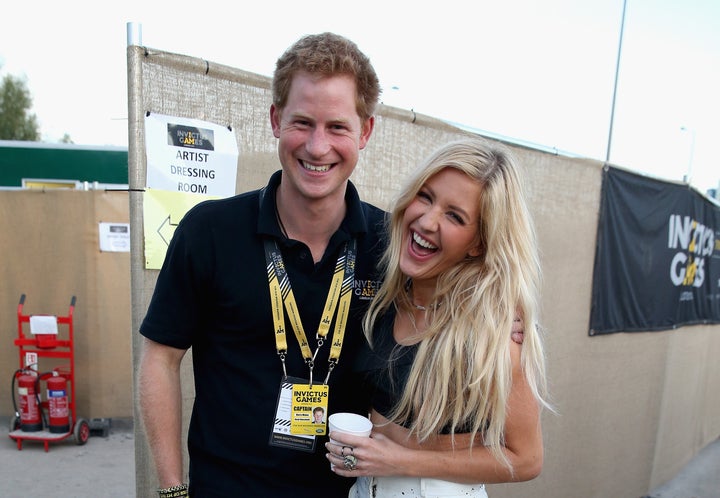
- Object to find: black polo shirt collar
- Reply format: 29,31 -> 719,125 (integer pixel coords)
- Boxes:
257,170 -> 369,241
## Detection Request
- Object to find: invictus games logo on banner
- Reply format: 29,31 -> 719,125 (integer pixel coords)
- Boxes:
590,166 -> 720,334
167,124 -> 215,151
667,215 -> 716,288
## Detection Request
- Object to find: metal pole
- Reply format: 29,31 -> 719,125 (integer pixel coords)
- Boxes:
680,126 -> 696,184
127,22 -> 142,47
605,0 -> 628,164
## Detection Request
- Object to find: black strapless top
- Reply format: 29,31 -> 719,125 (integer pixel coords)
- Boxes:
354,307 -> 480,434
355,307 -> 417,421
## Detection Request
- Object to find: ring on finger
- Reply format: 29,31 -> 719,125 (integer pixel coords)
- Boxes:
343,454 -> 358,470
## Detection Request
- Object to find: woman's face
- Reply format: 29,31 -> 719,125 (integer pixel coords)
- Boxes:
399,167 -> 482,283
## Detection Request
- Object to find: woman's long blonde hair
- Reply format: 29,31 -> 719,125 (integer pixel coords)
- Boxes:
364,137 -> 549,471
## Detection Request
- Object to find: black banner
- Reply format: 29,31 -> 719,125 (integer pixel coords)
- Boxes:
590,167 -> 720,335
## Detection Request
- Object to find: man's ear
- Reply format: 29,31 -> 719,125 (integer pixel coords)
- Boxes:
358,116 -> 375,150
270,104 -> 281,138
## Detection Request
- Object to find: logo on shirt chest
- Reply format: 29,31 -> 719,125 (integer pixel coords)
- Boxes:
354,279 -> 381,300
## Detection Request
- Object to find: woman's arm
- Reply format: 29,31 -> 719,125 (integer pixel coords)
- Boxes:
327,341 -> 542,484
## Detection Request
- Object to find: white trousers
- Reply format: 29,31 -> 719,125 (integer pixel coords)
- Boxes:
350,476 -> 488,498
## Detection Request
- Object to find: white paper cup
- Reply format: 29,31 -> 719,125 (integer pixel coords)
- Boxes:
328,412 -> 372,469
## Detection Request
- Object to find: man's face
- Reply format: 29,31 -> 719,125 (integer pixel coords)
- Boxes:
313,410 -> 324,423
270,71 -> 374,203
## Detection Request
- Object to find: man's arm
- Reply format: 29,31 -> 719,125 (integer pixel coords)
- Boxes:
138,337 -> 188,487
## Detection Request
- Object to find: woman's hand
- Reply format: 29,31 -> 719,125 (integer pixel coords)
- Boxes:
325,431 -> 412,478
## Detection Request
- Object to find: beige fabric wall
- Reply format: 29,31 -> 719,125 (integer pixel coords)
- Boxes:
0,190 -> 132,420
124,44 -> 717,497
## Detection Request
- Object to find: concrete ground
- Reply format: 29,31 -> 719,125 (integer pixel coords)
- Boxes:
643,436 -> 720,498
0,417 -> 718,498
1,417 -> 134,498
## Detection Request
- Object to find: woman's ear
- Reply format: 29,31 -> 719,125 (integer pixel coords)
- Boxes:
467,246 -> 481,258
467,235 -> 484,258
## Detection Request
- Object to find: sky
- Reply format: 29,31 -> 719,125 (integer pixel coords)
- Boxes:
2,0 -> 719,194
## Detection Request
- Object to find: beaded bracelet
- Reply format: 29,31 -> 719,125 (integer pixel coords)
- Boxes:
158,483 -> 189,497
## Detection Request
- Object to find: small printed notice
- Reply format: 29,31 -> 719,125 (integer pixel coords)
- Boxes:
30,316 -> 58,335
25,352 -> 38,370
98,222 -> 130,252
145,113 -> 239,197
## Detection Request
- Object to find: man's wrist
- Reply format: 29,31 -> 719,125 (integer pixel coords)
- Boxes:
158,483 -> 188,497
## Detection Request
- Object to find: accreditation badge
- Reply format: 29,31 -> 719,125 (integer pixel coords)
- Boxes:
290,383 -> 329,436
269,376 -> 321,452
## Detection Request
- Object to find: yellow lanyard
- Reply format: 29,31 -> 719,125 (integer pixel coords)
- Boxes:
264,238 -> 357,386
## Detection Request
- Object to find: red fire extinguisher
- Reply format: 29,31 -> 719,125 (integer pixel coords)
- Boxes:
47,374 -> 70,433
17,373 -> 43,432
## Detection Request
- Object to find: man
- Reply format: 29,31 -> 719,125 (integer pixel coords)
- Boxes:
138,33 -> 384,497
313,407 -> 326,424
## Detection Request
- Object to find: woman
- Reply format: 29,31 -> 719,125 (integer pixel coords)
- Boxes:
327,138 -> 551,497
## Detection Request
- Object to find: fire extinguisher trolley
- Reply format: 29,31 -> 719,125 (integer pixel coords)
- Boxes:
9,294 -> 90,451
